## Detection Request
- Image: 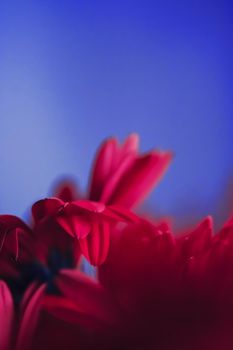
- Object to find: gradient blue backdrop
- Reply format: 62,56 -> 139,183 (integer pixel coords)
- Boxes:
0,1 -> 232,229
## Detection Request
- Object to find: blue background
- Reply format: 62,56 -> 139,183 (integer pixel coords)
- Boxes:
0,1 -> 232,230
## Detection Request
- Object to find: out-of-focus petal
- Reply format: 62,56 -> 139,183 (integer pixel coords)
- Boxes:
56,213 -> 91,239
16,283 -> 46,350
104,205 -> 140,224
32,198 -> 64,223
89,137 -> 119,201
89,135 -> 140,204
0,281 -> 14,350
79,221 -> 110,266
55,269 -> 117,327
121,133 -> 139,155
42,295 -> 94,327
105,151 -> 172,208
178,216 -> 213,259
0,215 -> 31,253
88,134 -> 171,208
99,220 -> 176,303
52,179 -> 81,202
99,153 -> 134,204
0,216 -> 32,278
70,200 -> 105,213
0,215 -> 30,232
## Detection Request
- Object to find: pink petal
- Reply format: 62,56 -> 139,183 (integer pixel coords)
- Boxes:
0,281 -> 14,350
55,269 -> 117,325
71,200 -> 105,213
16,283 -> 46,350
88,137 -> 119,201
222,215 -> 233,229
0,215 -> 30,232
56,213 -> 91,239
214,218 -> 233,245
104,205 -> 140,224
179,216 -> 213,258
52,178 -> 80,202
106,151 -> 172,208
0,215 -> 31,266
79,221 -> 110,266
32,198 -> 65,223
42,295 -> 93,327
121,133 -> 139,155
99,152 -> 134,204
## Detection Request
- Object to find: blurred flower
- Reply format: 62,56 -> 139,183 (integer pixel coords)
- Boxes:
0,134 -> 233,349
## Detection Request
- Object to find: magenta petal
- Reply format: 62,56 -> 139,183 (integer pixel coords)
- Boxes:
179,216 -> 213,258
88,135 -> 171,209
121,133 -> 139,155
222,215 -> 233,229
0,281 -> 14,350
214,217 -> 233,244
0,215 -> 31,263
32,198 -> 65,223
89,135 -> 139,203
89,137 -> 119,201
71,200 -> 105,213
104,205 -> 140,224
106,151 -> 172,208
79,221 -> 110,266
56,214 -> 91,239
16,283 -> 46,350
0,215 -> 30,232
52,179 -> 80,202
56,269 -> 116,324
42,295 -> 92,327
100,152 -> 134,204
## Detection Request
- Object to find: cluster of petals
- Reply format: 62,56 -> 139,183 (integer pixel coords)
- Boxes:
0,134 -> 232,349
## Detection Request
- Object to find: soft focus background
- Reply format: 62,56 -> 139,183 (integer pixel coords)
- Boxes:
0,1 -> 232,229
